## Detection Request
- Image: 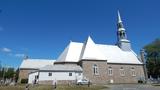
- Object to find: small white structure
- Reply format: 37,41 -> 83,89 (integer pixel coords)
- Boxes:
19,59 -> 55,83
28,71 -> 39,84
28,65 -> 83,84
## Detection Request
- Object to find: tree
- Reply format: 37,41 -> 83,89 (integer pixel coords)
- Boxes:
0,61 -> 2,78
5,68 -> 15,78
15,68 -> 19,82
144,38 -> 160,78
0,66 -> 16,80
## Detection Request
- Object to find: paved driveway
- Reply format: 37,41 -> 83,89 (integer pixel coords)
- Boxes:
104,84 -> 160,90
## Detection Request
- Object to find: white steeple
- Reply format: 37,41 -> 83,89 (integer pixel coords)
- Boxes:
116,11 -> 131,51
117,10 -> 125,31
118,10 -> 122,23
117,10 -> 127,40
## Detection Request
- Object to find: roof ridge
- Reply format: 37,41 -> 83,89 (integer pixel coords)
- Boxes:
80,36 -> 106,60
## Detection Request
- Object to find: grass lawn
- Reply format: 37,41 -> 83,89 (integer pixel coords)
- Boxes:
0,84 -> 108,90
0,85 -> 25,90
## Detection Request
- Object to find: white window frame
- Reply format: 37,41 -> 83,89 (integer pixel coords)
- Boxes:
108,67 -> 113,76
93,64 -> 99,75
120,67 -> 125,76
131,67 -> 136,76
69,72 -> 72,76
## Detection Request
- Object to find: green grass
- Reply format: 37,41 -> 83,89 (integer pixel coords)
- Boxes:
0,84 -> 108,90
0,85 -> 25,90
31,85 -> 107,90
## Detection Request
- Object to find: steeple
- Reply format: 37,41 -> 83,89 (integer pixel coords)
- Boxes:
116,11 -> 131,51
117,10 -> 127,40
118,10 -> 122,23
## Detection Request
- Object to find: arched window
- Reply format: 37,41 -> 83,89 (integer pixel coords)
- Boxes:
131,67 -> 136,76
108,67 -> 113,76
120,67 -> 125,76
93,64 -> 99,75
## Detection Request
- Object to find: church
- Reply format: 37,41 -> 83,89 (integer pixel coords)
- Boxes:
19,11 -> 146,84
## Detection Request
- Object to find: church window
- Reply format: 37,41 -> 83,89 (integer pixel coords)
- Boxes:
93,64 -> 99,75
120,67 -> 125,76
69,72 -> 72,76
108,67 -> 113,76
131,67 -> 136,76
48,72 -> 52,76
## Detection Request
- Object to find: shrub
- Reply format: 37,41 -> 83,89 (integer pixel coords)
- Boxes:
21,79 -> 28,84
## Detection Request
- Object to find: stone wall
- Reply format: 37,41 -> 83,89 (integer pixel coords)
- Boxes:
107,64 -> 145,83
18,69 -> 37,83
79,60 -> 145,84
80,60 -> 108,84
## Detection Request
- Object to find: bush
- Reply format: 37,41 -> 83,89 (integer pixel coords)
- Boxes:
21,79 -> 28,84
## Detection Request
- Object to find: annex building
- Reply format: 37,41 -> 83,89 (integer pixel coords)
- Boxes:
19,11 -> 146,84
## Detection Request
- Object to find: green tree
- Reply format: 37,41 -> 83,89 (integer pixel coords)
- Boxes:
15,68 -> 19,82
5,68 -> 15,78
144,38 -> 160,78
0,61 -> 2,78
0,67 -> 16,80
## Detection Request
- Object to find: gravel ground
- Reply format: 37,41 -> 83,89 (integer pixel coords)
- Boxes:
103,84 -> 160,90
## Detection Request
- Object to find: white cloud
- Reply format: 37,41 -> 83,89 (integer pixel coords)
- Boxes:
1,47 -> 12,53
15,54 -> 25,58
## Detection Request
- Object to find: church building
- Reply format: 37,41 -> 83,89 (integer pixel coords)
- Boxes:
20,11 -> 146,84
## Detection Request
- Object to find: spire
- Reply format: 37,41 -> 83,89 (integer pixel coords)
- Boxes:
118,10 -> 122,23
117,10 -> 125,31
117,11 -> 127,40
116,11 -> 131,51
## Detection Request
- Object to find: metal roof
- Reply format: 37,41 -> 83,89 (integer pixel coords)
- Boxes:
56,36 -> 142,64
40,65 -> 83,72
20,59 -> 55,69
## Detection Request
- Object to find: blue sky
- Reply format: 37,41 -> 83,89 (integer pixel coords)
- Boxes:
0,0 -> 160,68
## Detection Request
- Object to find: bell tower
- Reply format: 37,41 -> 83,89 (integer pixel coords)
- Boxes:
117,11 -> 131,51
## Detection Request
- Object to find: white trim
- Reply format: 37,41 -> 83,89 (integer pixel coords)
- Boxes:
108,67 -> 113,76
120,67 -> 125,76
